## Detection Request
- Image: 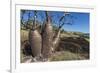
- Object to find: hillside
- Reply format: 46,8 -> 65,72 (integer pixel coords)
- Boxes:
21,29 -> 89,62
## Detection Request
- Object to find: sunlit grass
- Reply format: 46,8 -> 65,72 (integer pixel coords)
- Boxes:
21,30 -> 29,42
84,38 -> 89,42
49,51 -> 85,61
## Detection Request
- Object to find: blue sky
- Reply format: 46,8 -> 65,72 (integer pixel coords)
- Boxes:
21,10 -> 90,33
63,12 -> 90,33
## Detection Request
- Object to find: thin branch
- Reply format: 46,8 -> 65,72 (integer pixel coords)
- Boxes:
45,11 -> 51,24
59,12 -> 70,22
58,12 -> 74,30
21,10 -> 26,25
32,11 -> 37,29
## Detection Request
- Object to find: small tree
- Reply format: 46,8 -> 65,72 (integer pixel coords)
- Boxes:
52,12 -> 73,52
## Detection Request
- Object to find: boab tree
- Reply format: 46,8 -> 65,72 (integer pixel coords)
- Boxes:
42,11 -> 53,61
21,10 -> 42,60
28,11 -> 42,60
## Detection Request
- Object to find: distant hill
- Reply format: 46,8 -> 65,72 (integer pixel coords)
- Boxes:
60,30 -> 89,38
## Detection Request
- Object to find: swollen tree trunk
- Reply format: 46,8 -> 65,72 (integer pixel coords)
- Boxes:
42,12 -> 53,59
29,30 -> 41,57
29,12 -> 42,58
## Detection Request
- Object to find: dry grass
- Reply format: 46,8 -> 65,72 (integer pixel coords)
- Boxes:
49,51 -> 86,61
20,30 -> 29,62
21,30 -> 29,42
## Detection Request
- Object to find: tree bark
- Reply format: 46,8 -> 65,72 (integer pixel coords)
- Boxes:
52,29 -> 61,52
29,30 -> 42,57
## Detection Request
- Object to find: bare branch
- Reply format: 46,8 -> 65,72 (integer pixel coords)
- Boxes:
32,11 -> 38,29
45,11 -> 51,24
59,12 -> 70,22
21,10 -> 26,25
58,12 -> 73,30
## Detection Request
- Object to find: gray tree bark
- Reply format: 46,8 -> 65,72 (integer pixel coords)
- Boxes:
29,30 -> 42,57
42,12 -> 53,59
29,11 -> 42,58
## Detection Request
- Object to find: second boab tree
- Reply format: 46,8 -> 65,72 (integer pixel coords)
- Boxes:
42,11 -> 53,61
41,11 -> 72,61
